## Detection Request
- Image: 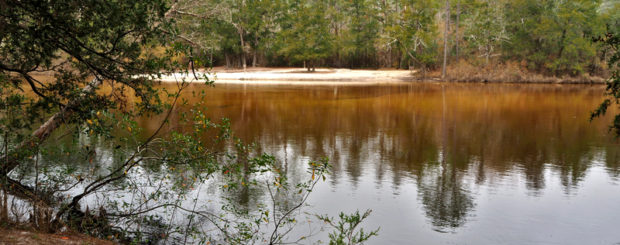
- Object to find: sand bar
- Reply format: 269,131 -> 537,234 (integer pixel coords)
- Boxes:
158,67 -> 417,84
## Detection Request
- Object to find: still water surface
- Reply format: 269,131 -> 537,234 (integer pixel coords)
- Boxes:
145,83 -> 619,244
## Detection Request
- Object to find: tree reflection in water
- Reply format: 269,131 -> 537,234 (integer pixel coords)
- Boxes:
39,83 -> 617,239
417,85 -> 474,232
417,161 -> 475,232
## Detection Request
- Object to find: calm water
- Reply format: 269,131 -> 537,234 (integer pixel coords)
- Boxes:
142,82 -> 619,244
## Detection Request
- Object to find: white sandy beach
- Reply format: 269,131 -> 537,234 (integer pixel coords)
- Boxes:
159,67 -> 417,84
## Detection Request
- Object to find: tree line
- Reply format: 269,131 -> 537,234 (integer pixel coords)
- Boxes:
174,0 -> 618,76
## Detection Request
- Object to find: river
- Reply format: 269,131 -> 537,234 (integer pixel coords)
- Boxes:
129,82 -> 619,244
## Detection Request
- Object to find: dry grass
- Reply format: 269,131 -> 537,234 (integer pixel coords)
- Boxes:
0,228 -> 116,245
426,60 -> 607,84
0,197 -> 115,245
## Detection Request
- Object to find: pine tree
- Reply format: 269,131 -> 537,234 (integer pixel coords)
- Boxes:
277,0 -> 333,71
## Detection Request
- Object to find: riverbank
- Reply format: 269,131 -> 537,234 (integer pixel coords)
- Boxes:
0,228 -> 114,245
158,66 -> 607,84
438,61 -> 607,84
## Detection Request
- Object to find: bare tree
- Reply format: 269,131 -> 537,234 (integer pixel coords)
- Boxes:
442,0 -> 450,80
455,0 -> 460,62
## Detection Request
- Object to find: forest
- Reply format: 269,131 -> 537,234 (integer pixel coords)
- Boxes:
172,0 -> 619,78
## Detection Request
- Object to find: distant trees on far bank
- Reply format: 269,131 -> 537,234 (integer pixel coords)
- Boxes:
173,0 -> 618,77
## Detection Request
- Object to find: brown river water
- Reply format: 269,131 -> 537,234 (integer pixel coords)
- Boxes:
134,82 -> 619,244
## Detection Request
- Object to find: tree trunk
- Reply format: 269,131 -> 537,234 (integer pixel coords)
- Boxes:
388,47 -> 392,68
225,53 -> 230,68
442,0 -> 450,80
485,27 -> 491,66
1,134 -> 8,222
0,78 -> 102,175
455,0 -> 460,62
209,48 -> 213,66
1,187 -> 6,222
238,28 -> 246,72
558,28 -> 567,59
485,43 -> 490,66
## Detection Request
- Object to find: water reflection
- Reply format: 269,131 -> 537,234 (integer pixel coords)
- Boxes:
137,82 -> 619,243
417,161 -> 475,232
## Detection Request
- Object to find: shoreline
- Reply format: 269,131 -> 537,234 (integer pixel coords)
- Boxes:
0,228 -> 114,245
159,67 -> 416,85
155,67 -> 608,85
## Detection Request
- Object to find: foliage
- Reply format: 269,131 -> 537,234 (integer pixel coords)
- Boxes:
378,0 -> 439,71
340,0 -> 380,68
276,0 -> 333,71
169,0 -> 614,78
0,2 -> 183,222
316,209 -> 379,245
592,29 -> 620,136
0,0 -> 177,178
502,0 -> 605,75
463,0 -> 509,65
